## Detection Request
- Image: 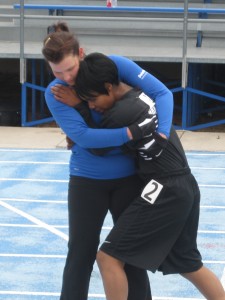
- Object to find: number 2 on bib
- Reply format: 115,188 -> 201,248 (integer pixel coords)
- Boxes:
141,179 -> 163,204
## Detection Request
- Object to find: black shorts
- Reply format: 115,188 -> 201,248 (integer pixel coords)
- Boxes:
100,173 -> 203,275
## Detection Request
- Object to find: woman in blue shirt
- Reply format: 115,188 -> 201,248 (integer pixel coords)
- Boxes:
42,22 -> 173,300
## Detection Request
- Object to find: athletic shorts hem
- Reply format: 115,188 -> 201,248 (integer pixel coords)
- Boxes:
100,247 -> 203,276
160,261 -> 203,275
100,248 -> 159,273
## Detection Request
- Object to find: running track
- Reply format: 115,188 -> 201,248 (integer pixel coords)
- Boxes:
0,148 -> 224,300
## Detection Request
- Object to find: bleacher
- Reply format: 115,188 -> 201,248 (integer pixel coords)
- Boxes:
0,0 -> 225,130
1,0 -> 225,62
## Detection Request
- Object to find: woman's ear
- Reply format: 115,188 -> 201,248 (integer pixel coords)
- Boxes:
79,47 -> 85,59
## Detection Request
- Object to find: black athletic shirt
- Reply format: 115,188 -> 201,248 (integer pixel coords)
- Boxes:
100,89 -> 190,181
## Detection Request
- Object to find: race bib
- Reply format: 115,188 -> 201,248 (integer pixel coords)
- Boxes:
141,179 -> 163,204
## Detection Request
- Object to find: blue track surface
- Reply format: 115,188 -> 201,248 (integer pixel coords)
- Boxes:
0,149 -> 224,299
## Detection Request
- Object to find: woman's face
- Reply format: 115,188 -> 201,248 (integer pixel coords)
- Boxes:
49,54 -> 80,86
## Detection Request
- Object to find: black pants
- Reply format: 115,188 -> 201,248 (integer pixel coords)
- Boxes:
60,175 -> 151,300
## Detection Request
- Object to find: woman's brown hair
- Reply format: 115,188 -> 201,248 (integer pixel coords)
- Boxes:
42,22 -> 80,63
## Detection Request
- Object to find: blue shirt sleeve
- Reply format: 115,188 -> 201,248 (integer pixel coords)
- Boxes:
44,79 -> 129,148
109,55 -> 173,138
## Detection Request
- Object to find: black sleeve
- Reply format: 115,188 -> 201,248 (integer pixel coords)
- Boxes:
100,90 -> 152,154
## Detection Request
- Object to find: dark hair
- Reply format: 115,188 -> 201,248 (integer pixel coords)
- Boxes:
75,52 -> 119,101
47,21 -> 69,34
42,22 -> 80,63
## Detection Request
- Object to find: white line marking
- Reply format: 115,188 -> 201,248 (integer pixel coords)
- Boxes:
0,223 -> 42,227
1,198 -> 224,209
0,292 -> 207,300
1,224 -> 225,234
0,197 -> 67,204
154,298 -> 213,300
0,200 -> 68,241
102,226 -> 113,230
0,291 -> 106,298
88,295 -> 105,299
203,260 -> 225,264
153,298 -> 209,300
1,179 -> 224,186
0,291 -> 60,296
0,253 -> 66,258
0,149 -> 68,153
221,267 -> 225,289
0,292 -> 208,300
1,161 -> 224,169
186,153 -> 225,156
0,149 -> 224,155
191,167 -> 225,170
201,205 -> 225,209
1,178 -> 225,187
0,223 -> 68,228
198,230 -> 225,234
0,161 -> 222,169
3,255 -> 218,264
2,149 -> 224,155
0,160 -> 68,164
199,184 -> 225,188
0,178 -> 68,182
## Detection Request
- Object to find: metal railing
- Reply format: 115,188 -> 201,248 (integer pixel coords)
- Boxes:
14,1 -> 225,129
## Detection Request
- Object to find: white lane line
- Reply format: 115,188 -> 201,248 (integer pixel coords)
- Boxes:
198,230 -> 225,234
0,197 -> 67,203
201,205 -> 225,209
0,160 -> 224,168
0,224 -> 225,234
1,199 -> 225,210
1,198 -> 225,209
221,267 -> 225,289
0,161 -> 68,164
0,292 -> 207,300
1,148 -> 223,154
0,149 -> 68,153
0,292 -> 208,300
0,291 -> 60,296
0,223 -> 68,228
0,178 -> 68,182
1,162 -> 225,169
0,200 -> 68,241
0,198 -> 67,204
1,178 -> 225,186
203,260 -> 225,264
153,298 -> 211,300
191,167 -> 225,170
186,153 -> 225,156
0,291 -> 105,298
199,184 -> 225,188
0,224 -> 42,227
0,254 -> 66,258
1,254 -> 224,264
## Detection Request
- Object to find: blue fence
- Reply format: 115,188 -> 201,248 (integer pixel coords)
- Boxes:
15,3 -> 225,130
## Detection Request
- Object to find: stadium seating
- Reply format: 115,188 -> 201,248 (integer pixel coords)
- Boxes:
0,0 -> 225,129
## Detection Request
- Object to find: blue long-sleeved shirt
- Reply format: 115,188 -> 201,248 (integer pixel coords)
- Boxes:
45,55 -> 173,179
110,55 -> 173,138
45,78 -> 136,179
